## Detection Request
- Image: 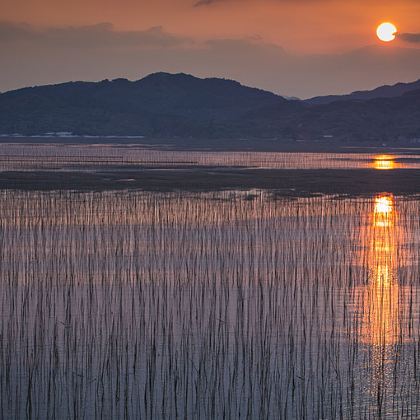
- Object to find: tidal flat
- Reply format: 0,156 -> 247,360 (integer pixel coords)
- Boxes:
0,144 -> 419,419
0,143 -> 418,196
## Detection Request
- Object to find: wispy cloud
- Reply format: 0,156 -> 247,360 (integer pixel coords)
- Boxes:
194,0 -> 332,6
195,0 -> 212,6
398,32 -> 420,43
194,0 -> 224,6
0,21 -> 190,48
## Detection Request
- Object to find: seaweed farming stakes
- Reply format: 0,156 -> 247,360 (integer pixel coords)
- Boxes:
0,186 -> 419,419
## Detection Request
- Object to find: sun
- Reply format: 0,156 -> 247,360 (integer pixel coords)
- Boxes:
376,22 -> 397,42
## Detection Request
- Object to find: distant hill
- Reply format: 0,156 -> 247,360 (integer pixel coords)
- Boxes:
0,72 -> 419,143
305,79 -> 420,105
0,73 -> 288,137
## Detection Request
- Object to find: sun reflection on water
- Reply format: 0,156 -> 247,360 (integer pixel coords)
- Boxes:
356,193 -> 407,415
362,194 -> 398,346
373,195 -> 394,228
372,155 -> 398,170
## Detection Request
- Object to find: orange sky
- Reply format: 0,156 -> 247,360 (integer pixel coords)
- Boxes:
2,0 -> 420,53
1,0 -> 419,96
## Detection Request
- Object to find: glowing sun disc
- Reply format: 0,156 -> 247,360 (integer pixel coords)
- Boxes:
377,22 -> 397,42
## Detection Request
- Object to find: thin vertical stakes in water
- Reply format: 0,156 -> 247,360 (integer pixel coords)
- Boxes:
0,190 -> 419,418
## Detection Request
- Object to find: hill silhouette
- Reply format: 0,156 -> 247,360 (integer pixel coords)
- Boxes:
0,73 -> 419,143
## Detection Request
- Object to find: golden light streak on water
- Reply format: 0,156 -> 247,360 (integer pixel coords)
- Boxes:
372,155 -> 398,170
362,194 -> 399,346
356,193 -> 409,416
373,195 -> 394,227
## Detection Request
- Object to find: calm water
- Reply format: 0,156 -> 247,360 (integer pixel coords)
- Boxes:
0,143 -> 419,171
1,188 -> 419,419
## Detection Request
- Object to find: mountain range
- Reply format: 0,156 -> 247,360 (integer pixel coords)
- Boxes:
0,73 -> 419,143
306,79 -> 420,105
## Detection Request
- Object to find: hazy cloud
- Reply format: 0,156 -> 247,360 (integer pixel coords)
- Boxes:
0,22 -> 34,40
398,33 -> 420,43
1,22 -> 420,98
0,21 -> 190,49
194,0 -> 221,6
194,0 -> 332,5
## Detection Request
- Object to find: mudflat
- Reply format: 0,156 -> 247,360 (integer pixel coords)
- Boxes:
0,167 -> 418,196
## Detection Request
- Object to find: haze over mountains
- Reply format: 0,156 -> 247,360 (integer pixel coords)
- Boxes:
306,79 -> 420,105
0,72 -> 419,144
2,20 -> 420,98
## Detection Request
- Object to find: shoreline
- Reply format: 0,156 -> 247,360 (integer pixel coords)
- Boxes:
0,137 -> 419,153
